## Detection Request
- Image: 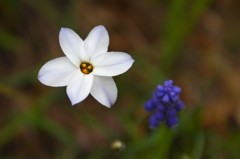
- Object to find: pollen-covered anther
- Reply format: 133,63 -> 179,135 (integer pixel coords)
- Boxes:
80,62 -> 93,74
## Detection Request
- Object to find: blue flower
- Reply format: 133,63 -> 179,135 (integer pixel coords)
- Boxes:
143,80 -> 184,129
156,79 -> 182,105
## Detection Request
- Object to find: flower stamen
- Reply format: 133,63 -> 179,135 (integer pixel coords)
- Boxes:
80,62 -> 93,74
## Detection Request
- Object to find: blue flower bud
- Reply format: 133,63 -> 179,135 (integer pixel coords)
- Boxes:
157,85 -> 164,91
149,115 -> 159,129
162,94 -> 170,105
170,92 -> 179,102
175,100 -> 185,111
164,80 -> 173,86
144,100 -> 156,112
173,86 -> 181,93
166,116 -> 179,129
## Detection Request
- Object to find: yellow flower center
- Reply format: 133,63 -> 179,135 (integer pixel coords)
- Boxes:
80,62 -> 93,74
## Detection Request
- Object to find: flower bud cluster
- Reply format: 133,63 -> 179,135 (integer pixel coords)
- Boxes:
144,80 -> 184,129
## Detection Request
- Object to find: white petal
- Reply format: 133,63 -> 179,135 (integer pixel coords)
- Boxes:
38,57 -> 77,87
91,52 -> 134,76
90,76 -> 117,108
84,25 -> 109,58
59,28 -> 88,66
67,71 -> 93,105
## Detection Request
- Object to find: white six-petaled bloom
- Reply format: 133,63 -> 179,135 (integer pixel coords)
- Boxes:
38,25 -> 134,108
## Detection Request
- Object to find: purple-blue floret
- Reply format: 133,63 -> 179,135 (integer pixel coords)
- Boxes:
149,115 -> 159,128
166,116 -> 179,129
144,100 -> 156,112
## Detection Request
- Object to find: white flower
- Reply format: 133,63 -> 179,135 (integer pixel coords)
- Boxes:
38,25 -> 134,108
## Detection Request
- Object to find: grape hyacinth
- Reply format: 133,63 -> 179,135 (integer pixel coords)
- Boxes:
144,80 -> 185,129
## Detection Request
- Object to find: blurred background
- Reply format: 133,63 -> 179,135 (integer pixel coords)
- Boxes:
1,0 -> 240,158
